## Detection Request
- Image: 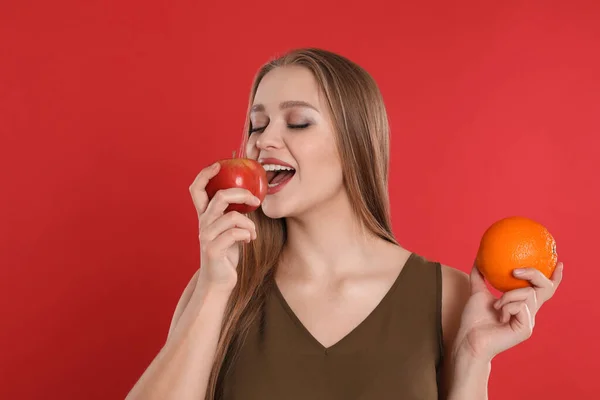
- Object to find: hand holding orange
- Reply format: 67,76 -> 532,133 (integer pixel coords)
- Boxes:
476,216 -> 558,293
455,216 -> 562,362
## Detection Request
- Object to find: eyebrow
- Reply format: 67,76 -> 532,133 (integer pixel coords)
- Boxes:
250,100 -> 319,113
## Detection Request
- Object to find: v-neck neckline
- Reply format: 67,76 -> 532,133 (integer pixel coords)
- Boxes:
272,252 -> 415,354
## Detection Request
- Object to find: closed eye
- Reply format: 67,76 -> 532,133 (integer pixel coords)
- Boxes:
288,123 -> 310,130
249,126 -> 265,134
249,123 -> 310,134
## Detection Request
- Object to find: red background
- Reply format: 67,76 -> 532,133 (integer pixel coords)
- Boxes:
1,1 -> 598,399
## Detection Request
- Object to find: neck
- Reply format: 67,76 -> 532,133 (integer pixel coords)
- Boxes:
280,192 -> 388,280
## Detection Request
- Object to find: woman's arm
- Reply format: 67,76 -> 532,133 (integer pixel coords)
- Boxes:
446,352 -> 491,400
125,162 -> 259,399
440,262 -> 563,400
439,266 -> 487,399
125,271 -> 232,400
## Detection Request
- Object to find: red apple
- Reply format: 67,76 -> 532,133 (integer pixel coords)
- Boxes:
205,156 -> 268,214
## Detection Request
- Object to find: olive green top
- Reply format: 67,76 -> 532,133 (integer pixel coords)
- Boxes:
220,252 -> 444,400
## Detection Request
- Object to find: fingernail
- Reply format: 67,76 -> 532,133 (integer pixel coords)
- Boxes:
253,196 -> 261,205
513,269 -> 526,276
212,162 -> 220,169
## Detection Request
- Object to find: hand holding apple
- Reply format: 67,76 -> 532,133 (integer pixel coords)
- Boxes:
205,153 -> 268,214
189,156 -> 265,291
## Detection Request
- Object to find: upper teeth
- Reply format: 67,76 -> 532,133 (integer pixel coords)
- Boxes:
262,164 -> 295,172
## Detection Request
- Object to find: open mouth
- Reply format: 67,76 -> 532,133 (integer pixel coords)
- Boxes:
263,164 -> 296,189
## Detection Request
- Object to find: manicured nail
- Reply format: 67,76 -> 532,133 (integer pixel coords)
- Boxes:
253,196 -> 261,205
513,269 -> 526,276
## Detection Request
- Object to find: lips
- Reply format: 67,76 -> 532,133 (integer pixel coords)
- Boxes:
259,157 -> 294,169
259,158 -> 296,194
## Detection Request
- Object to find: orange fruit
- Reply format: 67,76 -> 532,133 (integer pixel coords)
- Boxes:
476,216 -> 558,292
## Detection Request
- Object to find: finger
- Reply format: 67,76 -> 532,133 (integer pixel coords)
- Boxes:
500,301 -> 527,324
202,188 -> 261,225
189,162 -> 221,214
201,211 -> 257,242
512,267 -> 556,303
470,262 -> 489,295
512,267 -> 552,289
203,228 -> 252,260
551,262 -> 564,287
501,301 -> 518,324
494,287 -> 537,315
501,302 -> 534,337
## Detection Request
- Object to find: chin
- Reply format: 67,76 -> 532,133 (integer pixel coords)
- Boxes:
260,200 -> 292,220
261,196 -> 318,220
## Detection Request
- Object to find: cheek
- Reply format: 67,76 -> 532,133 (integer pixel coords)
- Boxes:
245,136 -> 258,159
298,138 -> 343,185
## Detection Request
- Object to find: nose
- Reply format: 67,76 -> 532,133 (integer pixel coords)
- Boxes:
255,124 -> 284,151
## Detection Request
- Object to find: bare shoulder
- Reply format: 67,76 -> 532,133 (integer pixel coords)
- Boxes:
441,264 -> 470,301
440,265 -> 470,325
440,264 -> 471,343
438,264 -> 472,396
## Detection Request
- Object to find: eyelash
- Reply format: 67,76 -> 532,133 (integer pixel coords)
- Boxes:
249,123 -> 310,134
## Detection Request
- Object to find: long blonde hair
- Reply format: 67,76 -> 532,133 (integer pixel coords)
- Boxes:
206,48 -> 398,399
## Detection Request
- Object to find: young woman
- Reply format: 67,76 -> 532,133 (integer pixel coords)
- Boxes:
126,48 -> 563,400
